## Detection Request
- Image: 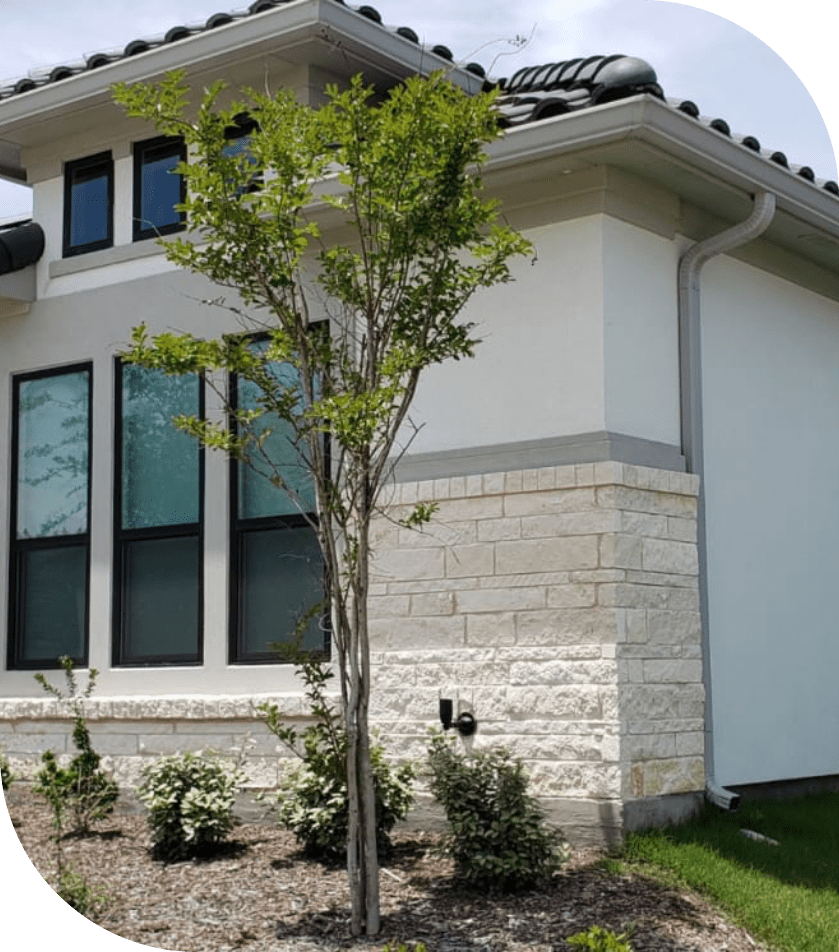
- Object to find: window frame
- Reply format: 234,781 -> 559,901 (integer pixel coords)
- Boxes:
132,135 -> 187,242
7,363 -> 93,670
228,334 -> 329,664
112,359 -> 205,667
62,152 -> 114,258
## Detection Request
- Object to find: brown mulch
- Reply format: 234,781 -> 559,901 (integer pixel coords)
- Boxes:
4,784 -> 767,952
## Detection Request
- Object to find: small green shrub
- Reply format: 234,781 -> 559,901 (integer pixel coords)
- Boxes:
55,866 -> 110,918
137,750 -> 247,861
566,925 -> 635,951
426,732 -> 567,892
381,944 -> 427,952
259,654 -> 415,861
0,751 -> 14,790
33,657 -> 118,834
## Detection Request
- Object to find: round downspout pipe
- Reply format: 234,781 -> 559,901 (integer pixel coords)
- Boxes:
678,190 -> 776,811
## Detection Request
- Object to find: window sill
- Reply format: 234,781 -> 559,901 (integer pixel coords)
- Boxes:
49,235 -> 186,279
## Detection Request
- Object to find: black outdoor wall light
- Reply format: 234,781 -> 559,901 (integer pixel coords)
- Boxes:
439,698 -> 477,736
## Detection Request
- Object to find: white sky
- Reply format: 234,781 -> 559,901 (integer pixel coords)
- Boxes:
0,0 -> 836,220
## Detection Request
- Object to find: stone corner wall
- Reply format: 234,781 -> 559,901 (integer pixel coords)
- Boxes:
369,459 -> 705,844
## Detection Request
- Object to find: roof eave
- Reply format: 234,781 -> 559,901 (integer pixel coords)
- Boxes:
487,95 -> 839,242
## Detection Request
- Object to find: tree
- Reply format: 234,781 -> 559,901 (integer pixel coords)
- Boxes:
113,69 -> 531,936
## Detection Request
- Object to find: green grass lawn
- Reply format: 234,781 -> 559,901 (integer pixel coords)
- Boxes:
618,792 -> 839,952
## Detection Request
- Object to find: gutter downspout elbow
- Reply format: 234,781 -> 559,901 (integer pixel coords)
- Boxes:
677,191 -> 776,812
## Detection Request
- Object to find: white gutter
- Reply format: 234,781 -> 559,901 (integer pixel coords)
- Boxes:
677,190 -> 777,811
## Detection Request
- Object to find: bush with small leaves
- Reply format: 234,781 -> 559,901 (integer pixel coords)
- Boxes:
33,657 -> 118,835
381,944 -> 427,952
56,866 -> 110,918
0,751 -> 14,791
259,654 -> 415,861
566,925 -> 635,951
426,732 -> 567,892
137,750 -> 247,861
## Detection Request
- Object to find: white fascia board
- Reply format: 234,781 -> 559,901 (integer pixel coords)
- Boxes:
0,0 -> 479,151
486,95 -> 839,242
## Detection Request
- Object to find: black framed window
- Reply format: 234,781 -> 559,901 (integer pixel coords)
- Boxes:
8,364 -> 92,669
222,114 -> 261,195
63,152 -> 113,257
133,135 -> 187,241
230,345 -> 326,663
113,362 -> 203,665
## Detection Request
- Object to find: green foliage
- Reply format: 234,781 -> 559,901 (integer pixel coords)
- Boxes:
426,732 -> 567,892
566,925 -> 635,951
137,750 -> 247,861
55,866 -> 110,918
33,657 -> 118,835
381,944 -> 427,952
258,655 -> 415,861
0,751 -> 14,790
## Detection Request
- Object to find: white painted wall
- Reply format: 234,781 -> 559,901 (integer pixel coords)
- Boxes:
602,216 -> 681,447
405,216 -> 607,454
701,254 -> 839,785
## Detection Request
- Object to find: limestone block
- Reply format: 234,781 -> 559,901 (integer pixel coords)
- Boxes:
677,684 -> 705,717
504,470 -> 523,493
369,687 -> 448,720
569,569 -> 626,583
624,569 -> 697,589
555,466 -> 577,489
646,610 -> 702,645
620,684 -> 683,720
513,734 -> 605,762
521,510 -> 621,539
371,614 -> 465,650
371,546 -> 444,582
593,461 -> 624,485
667,517 -> 697,542
465,474 -> 483,497
600,534 -> 644,570
480,570 -> 571,588
623,733 -> 676,761
410,591 -> 456,616
503,487 -> 596,517
83,732 -> 139,755
537,468 -> 558,491
634,468 -> 671,492
627,717 -> 704,734
629,757 -> 704,797
599,583 -> 698,612
456,586 -> 545,613
575,463 -> 595,487
546,584 -> 597,608
521,468 -> 540,491
496,645 -> 603,663
138,733 -> 236,755
642,538 -> 698,576
399,481 -> 419,504
449,476 -> 466,498
676,732 -> 705,757
620,510 -> 669,538
495,536 -> 598,575
465,612 -> 516,646
507,685 -> 601,719
483,472 -> 506,495
437,495 -> 504,522
642,660 -> 702,684
667,471 -> 700,496
596,485 -> 696,518
528,761 -> 622,798
433,477 -> 452,500
515,607 -> 618,646
4,732 -> 67,754
445,544 -> 495,578
510,659 -> 617,686
398,520 -> 477,548
369,594 -> 411,617
477,517 -> 521,542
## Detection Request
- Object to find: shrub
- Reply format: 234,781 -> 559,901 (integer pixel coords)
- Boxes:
566,925 -> 635,951
55,866 -> 110,918
33,657 -> 118,834
0,751 -> 14,790
258,654 -> 415,861
426,732 -> 567,892
137,750 -> 247,861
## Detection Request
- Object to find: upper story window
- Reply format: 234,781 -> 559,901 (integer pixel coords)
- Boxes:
133,135 -> 187,242
8,364 -> 92,669
63,152 -> 113,257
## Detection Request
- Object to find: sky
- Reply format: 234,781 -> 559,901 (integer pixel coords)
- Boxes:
0,0 -> 837,221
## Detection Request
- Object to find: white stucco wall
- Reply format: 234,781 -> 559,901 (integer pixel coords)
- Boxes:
405,216 -> 607,454
700,254 -> 839,785
602,216 -> 681,447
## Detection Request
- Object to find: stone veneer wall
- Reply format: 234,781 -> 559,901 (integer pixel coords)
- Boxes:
368,461 -> 704,844
0,461 -> 703,845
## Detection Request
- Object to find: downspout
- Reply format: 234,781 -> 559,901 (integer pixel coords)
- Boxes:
678,190 -> 776,811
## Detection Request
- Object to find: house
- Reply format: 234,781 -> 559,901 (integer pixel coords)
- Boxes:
1,0 -> 838,846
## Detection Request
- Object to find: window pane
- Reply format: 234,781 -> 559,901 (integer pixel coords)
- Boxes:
70,165 -> 109,247
18,545 -> 86,662
122,536 -> 200,659
240,526 -> 323,656
17,371 -> 89,539
139,146 -> 182,232
122,365 -> 199,529
238,364 -> 315,519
